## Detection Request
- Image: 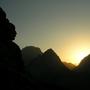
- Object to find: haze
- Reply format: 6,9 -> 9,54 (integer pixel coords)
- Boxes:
1,0 -> 90,65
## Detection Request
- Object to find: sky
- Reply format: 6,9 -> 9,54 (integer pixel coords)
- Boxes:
1,0 -> 90,65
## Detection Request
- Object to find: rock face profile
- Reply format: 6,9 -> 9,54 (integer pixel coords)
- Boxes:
22,46 -> 42,66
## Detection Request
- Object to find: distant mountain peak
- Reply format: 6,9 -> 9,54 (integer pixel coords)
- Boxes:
22,46 -> 42,52
28,48 -> 69,78
22,46 -> 42,66
44,48 -> 58,56
46,48 -> 54,52
63,62 -> 76,70
42,48 -> 62,64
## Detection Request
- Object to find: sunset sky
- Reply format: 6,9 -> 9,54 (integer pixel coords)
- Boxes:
1,0 -> 90,65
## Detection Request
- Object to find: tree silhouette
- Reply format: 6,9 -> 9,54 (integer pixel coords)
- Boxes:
0,7 -> 25,88
0,7 -> 24,72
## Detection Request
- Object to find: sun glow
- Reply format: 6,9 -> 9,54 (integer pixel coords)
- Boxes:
67,47 -> 90,65
73,51 -> 89,65
59,42 -> 90,66
60,50 -> 90,66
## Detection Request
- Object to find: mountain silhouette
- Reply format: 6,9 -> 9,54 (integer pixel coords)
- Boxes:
63,62 -> 76,70
72,54 -> 90,89
22,46 -> 42,66
2,6 -> 90,89
26,48 -> 70,86
0,7 -> 69,89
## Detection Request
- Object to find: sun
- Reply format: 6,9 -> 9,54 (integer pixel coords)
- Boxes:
74,51 -> 89,65
70,49 -> 90,65
58,36 -> 90,66
62,46 -> 90,66
76,52 -> 86,61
